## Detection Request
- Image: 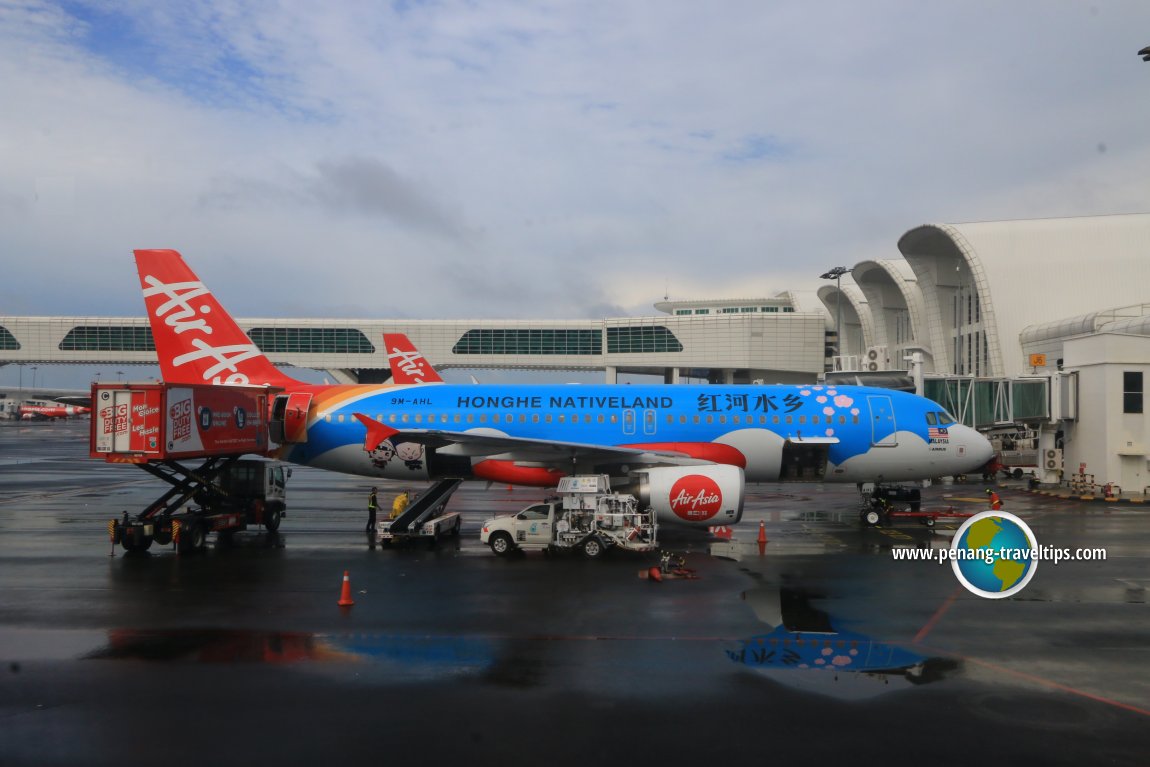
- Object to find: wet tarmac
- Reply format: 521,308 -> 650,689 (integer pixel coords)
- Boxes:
1,420 -> 1148,766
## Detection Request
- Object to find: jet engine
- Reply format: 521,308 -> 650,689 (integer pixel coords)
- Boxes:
625,464 -> 745,527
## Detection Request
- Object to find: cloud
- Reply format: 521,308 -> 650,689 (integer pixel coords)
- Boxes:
198,156 -> 468,238
1,0 -> 1149,327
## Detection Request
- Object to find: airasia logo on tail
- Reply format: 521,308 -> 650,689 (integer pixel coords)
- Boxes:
669,475 -> 723,521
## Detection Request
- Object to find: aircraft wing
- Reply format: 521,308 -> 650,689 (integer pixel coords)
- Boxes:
352,413 -> 710,467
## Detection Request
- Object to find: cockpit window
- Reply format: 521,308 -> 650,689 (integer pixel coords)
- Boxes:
925,412 -> 937,425
937,411 -> 956,425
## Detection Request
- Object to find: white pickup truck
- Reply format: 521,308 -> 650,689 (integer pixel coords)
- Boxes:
480,475 -> 657,559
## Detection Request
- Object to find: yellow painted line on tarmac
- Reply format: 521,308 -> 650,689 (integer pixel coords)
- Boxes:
947,497 -> 991,504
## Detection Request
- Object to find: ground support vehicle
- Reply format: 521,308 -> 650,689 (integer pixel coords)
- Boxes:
91,382 -> 287,553
861,504 -> 976,528
857,482 -> 922,525
480,475 -> 657,559
377,479 -> 463,546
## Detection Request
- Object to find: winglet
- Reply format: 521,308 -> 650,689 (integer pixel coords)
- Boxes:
383,333 -> 443,384
354,413 -> 399,451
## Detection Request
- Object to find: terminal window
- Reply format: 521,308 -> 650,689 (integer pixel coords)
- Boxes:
60,326 -> 155,351
247,327 -> 375,354
1124,371 -> 1143,414
452,328 -> 601,355
0,327 -> 19,350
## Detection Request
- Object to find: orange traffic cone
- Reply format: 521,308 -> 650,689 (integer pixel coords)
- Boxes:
337,570 -> 355,607
757,520 -> 767,556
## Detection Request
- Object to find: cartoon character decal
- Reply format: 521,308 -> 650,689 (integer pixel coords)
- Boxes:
396,442 -> 424,471
368,438 -> 396,470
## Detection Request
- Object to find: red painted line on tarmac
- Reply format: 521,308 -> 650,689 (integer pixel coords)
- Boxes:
913,587 -> 961,644
959,655 -> 1150,719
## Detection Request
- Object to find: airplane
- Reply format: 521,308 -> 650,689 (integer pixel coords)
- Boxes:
730,585 -> 960,699
383,333 -> 444,384
17,400 -> 91,420
133,248 -> 995,528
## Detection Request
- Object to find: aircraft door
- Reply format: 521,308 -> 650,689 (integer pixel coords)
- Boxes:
643,409 -> 657,436
867,395 -> 898,447
270,393 -> 312,444
623,410 -> 636,436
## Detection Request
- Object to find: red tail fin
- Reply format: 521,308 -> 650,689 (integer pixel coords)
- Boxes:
382,333 -> 443,384
134,249 -> 301,388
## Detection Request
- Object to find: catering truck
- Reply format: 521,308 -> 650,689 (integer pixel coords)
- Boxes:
480,475 -> 657,559
90,382 -> 288,553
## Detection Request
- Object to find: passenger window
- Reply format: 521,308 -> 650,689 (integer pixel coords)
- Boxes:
732,415 -> 740,425
492,414 -> 501,423
532,414 -> 539,423
719,415 -> 727,424
799,416 -> 806,424
812,415 -> 820,425
401,414 -> 409,423
466,413 -> 474,423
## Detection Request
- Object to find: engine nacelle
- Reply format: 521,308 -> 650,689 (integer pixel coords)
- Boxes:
627,465 -> 745,527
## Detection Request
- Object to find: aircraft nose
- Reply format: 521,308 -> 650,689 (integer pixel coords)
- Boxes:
957,425 -> 995,470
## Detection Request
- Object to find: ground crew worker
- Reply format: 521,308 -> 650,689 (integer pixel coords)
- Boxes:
367,487 -> 378,533
391,490 -> 410,520
986,488 -> 1003,511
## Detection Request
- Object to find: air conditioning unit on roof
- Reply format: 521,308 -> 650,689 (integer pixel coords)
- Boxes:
865,345 -> 888,370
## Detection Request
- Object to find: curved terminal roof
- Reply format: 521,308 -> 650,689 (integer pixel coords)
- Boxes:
898,213 -> 1150,377
850,259 -> 930,370
1021,303 -> 1150,361
816,283 -> 871,359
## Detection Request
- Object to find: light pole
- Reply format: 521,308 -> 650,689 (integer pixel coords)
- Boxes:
30,366 -> 38,390
18,363 -> 23,391
820,267 -> 852,358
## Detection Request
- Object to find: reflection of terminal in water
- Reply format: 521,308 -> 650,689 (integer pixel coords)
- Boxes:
730,586 -> 960,699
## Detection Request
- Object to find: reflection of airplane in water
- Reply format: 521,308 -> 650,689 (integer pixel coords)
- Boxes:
133,248 -> 994,529
731,586 -> 960,698
86,628 -> 497,679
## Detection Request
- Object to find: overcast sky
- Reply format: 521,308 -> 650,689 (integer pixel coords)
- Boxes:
3,0 -> 1150,329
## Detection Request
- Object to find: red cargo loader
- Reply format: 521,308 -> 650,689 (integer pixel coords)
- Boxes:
91,382 -> 288,553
